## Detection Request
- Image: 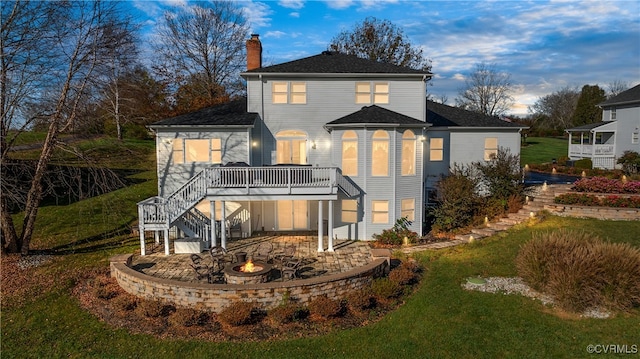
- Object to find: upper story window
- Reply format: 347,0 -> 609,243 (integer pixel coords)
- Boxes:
611,107 -> 617,120
272,81 -> 307,104
484,137 -> 498,161
430,138 -> 444,161
372,130 -> 389,176
172,138 -> 222,164
355,82 -> 389,104
402,130 -> 416,176
342,131 -> 358,176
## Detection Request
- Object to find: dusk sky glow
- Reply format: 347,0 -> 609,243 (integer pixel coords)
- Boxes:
129,0 -> 640,115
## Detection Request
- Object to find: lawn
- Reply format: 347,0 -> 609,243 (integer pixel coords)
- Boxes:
520,136 -> 568,166
2,212 -> 638,358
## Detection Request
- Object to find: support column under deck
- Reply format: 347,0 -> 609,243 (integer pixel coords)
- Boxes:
163,229 -> 170,255
317,200 -> 324,252
139,228 -> 146,256
221,201 -> 227,249
210,200 -> 217,248
327,200 -> 334,252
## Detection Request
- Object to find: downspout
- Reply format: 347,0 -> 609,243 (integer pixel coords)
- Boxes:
260,74 -> 265,166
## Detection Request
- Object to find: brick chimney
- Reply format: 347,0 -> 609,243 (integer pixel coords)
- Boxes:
246,34 -> 262,71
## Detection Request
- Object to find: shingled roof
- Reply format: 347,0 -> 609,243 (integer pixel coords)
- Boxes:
599,84 -> 640,107
243,51 -> 431,76
565,121 -> 616,132
426,100 -> 526,129
149,98 -> 257,128
325,105 -> 427,128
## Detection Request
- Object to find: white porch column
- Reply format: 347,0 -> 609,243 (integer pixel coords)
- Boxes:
163,229 -> 170,255
327,200 -> 334,252
139,229 -> 146,256
221,201 -> 227,249
210,200 -> 217,248
317,200 -> 324,252
154,231 -> 160,245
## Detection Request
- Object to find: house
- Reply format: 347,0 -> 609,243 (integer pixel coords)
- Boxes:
565,84 -> 640,169
137,35 -> 525,255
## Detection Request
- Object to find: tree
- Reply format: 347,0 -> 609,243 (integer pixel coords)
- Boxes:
1,1 -> 133,255
154,1 -> 249,114
455,63 -> 514,117
328,17 -> 431,71
570,84 -> 606,127
607,80 -> 629,98
528,86 -> 580,131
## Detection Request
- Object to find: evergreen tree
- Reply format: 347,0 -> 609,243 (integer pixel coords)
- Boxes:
570,85 -> 606,126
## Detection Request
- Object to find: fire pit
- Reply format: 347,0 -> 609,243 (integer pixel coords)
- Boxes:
223,260 -> 273,284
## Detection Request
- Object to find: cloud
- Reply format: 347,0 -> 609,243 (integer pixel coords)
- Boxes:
290,12 -> 300,18
264,31 -> 287,39
278,0 -> 305,10
323,0 -> 353,10
242,1 -> 273,29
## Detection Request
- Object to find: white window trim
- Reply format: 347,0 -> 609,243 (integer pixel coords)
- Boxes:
371,200 -> 389,224
355,81 -> 389,104
430,137 -> 444,162
272,81 -> 307,104
484,137 -> 498,161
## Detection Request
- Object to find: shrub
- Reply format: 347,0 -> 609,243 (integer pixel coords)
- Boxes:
574,158 -> 592,169
473,147 -> 524,201
136,300 -> 173,318
370,278 -> 403,300
516,230 -> 640,312
345,287 -> 377,311
507,194 -> 524,213
308,295 -> 345,318
389,266 -> 418,286
430,166 -> 482,232
268,304 -> 309,324
617,150 -> 640,175
168,308 -> 209,327
217,301 -> 258,326
112,294 -> 138,311
93,285 -> 119,300
373,217 -> 419,246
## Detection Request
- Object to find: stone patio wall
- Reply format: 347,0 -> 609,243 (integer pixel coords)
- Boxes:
110,253 -> 389,313
544,204 -> 640,220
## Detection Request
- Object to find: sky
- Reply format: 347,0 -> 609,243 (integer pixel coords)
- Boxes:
129,0 -> 640,116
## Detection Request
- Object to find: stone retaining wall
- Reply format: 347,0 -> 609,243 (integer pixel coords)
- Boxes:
110,253 -> 389,313
545,204 -> 640,220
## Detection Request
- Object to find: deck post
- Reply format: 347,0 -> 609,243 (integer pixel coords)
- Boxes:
327,200 -> 334,252
317,200 -> 324,252
221,201 -> 227,249
210,200 -> 217,248
139,229 -> 146,256
163,229 -> 170,255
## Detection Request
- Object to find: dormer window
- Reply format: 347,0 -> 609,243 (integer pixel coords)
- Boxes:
355,82 -> 389,104
272,81 -> 306,104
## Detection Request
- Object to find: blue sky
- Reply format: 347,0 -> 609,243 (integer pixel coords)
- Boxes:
130,0 -> 640,115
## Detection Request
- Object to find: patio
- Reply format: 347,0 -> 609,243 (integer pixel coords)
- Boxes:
129,233 -> 374,283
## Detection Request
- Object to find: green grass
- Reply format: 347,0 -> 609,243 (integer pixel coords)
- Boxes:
2,213 -> 638,358
521,136 -> 568,166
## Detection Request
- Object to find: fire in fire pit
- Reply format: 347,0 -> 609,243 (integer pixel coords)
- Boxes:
224,260 -> 272,284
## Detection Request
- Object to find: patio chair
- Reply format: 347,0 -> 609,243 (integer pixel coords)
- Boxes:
209,246 -> 233,272
190,254 -> 211,282
280,257 -> 301,280
252,242 -> 273,263
274,245 -> 296,268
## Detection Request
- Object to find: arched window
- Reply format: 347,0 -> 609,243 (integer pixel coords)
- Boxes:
276,130 -> 307,164
371,130 -> 389,176
401,130 -> 416,176
342,131 -> 358,176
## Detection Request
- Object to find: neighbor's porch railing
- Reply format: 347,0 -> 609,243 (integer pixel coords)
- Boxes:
569,144 -> 615,157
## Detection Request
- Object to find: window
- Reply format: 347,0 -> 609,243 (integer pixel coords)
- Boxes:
355,82 -> 389,104
402,130 -> 416,175
401,198 -> 415,221
342,131 -> 358,176
632,131 -> 639,144
484,137 -> 498,160
276,130 -> 307,164
173,139 -> 222,164
371,130 -> 389,176
611,107 -> 617,120
211,138 -> 222,164
172,139 -> 184,164
371,200 -> 389,224
430,138 -> 443,161
341,200 -> 358,223
272,81 -> 306,104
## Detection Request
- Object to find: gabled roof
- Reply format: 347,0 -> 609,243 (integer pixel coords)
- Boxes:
565,121 -> 616,132
149,98 -> 257,128
242,51 -> 431,77
325,105 -> 427,128
426,100 -> 527,129
599,84 -> 640,107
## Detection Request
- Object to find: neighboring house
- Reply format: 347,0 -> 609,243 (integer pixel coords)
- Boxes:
566,84 -> 640,169
137,35 -> 525,255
